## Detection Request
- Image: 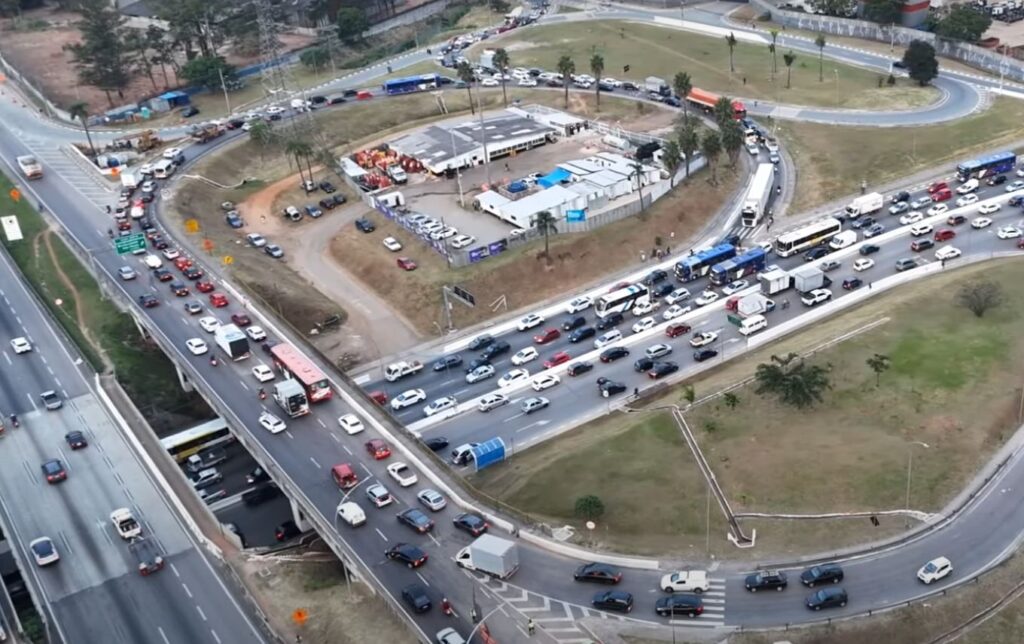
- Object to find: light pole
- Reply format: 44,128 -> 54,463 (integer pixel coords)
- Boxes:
833,68 -> 839,107
465,605 -> 504,641
905,440 -> 930,527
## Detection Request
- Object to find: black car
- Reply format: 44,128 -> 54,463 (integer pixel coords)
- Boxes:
597,377 -> 626,397
633,357 -> 655,372
432,354 -> 463,371
385,542 -> 428,568
600,346 -> 630,363
664,96 -> 681,107
987,174 -> 1007,186
402,583 -> 432,613
800,563 -> 845,587
562,315 -> 586,331
465,357 -> 491,373
246,466 -> 270,485
355,218 -> 375,233
842,277 -> 863,290
424,437 -> 449,451
397,508 -> 434,533
319,180 -> 337,193
64,431 -> 88,450
646,269 -> 668,283
452,513 -> 488,536
467,334 -> 494,351
804,246 -> 829,261
481,340 -> 511,360
140,191 -> 155,203
343,88 -> 359,97
319,197 -> 337,210
947,214 -> 968,225
595,312 -> 623,330
859,244 -> 880,256
592,590 -> 633,613
655,594 -> 703,617
648,361 -> 679,379
574,563 -> 622,584
329,193 -> 347,207
806,587 -> 847,610
567,361 -> 594,377
569,327 -> 596,343
180,105 -> 199,117
653,282 -> 676,298
274,520 -> 300,541
891,190 -> 910,203
1010,195 -> 1024,208
309,95 -> 328,107
138,294 -> 159,308
693,348 -> 718,362
327,95 -> 347,105
243,483 -> 282,506
745,570 -> 788,592
850,216 -> 875,230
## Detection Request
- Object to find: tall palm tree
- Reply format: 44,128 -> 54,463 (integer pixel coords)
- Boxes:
68,102 -> 97,159
285,140 -> 313,187
700,130 -> 722,185
768,42 -> 776,81
725,32 -> 737,74
713,95 -> 734,130
456,61 -> 476,114
673,71 -> 692,119
815,35 -> 827,83
590,53 -> 604,110
533,210 -> 558,257
493,48 -> 510,107
631,159 -> 647,210
770,29 -> 780,75
557,55 -> 575,109
661,140 -> 682,187
676,114 -> 700,178
783,51 -> 797,89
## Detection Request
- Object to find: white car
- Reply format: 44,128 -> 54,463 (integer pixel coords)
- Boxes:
382,237 -> 402,252
689,331 -> 718,348
978,202 -> 1001,215
259,411 -> 286,434
451,234 -> 476,249
198,317 -> 220,333
662,303 -> 691,320
161,247 -> 180,260
631,299 -> 656,317
337,413 -> 365,435
390,388 -> 426,410
387,462 -> 418,487
366,483 -> 393,508
996,225 -> 1022,239
971,216 -> 993,229
162,147 -> 182,159
436,627 -> 466,644
531,373 -> 560,391
955,193 -> 979,207
423,395 -> 458,417
645,343 -> 673,359
336,501 -> 367,527
245,326 -> 267,341
899,211 -> 924,226
1006,180 -> 1024,192
517,314 -> 545,331
917,556 -> 953,584
143,254 -> 163,269
631,317 -> 655,334
664,288 -> 690,305
565,296 -> 592,314
418,489 -> 447,511
852,258 -> 875,271
477,392 -> 509,412
246,233 -> 267,247
927,203 -> 949,216
185,338 -> 208,355
481,77 -> 500,87
265,106 -> 285,116
721,280 -> 749,296
498,368 -> 530,388
10,337 -> 31,354
251,364 -> 275,382
909,222 -> 933,237
801,288 -> 832,307
431,226 -> 458,241
511,347 -> 539,366
934,245 -> 961,261
517,77 -> 537,87
745,142 -> 760,156
465,364 -> 496,383
29,537 -> 59,566
660,570 -> 710,593
695,290 -> 719,306
956,179 -> 979,194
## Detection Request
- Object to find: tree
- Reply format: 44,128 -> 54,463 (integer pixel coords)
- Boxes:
181,55 -> 235,91
862,0 -> 903,24
809,0 -> 857,16
489,0 -> 511,13
247,120 -> 277,158
725,32 -> 737,74
769,29 -> 779,77
68,102 -> 97,160
783,51 -> 796,89
456,61 -> 476,114
574,495 -> 605,521
720,118 -> 744,168
700,130 -> 722,185
64,0 -> 133,107
145,25 -> 177,89
661,140 -> 682,186
722,392 -> 740,409
815,34 -> 827,83
337,6 -> 368,42
903,40 -> 939,87
590,53 -> 605,111
631,158 -> 647,211
673,71 -> 693,119
285,140 -> 314,187
682,385 -> 696,405
713,96 -> 734,130
557,55 -> 576,109
754,353 -> 833,409
676,115 -> 700,178
300,46 -> 331,71
934,5 -> 991,42
956,280 -> 1004,318
866,354 -> 891,387
493,48 -> 510,107
533,210 -> 558,258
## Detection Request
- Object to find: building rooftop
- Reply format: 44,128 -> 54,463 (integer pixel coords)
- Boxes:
390,111 -> 556,169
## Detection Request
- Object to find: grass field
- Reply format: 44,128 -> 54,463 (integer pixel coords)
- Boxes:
471,259 -> 1024,557
471,20 -> 937,110
781,97 -> 1024,212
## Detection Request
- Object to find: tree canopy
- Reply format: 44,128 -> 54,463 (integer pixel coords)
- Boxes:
932,5 -> 992,43
903,40 -> 939,86
180,55 -> 235,91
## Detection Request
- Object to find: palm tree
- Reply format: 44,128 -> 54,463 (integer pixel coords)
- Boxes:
456,61 -> 476,114
533,210 -> 558,257
676,114 -> 700,178
770,29 -> 780,75
631,158 -> 647,210
768,42 -> 776,81
725,32 -> 737,74
673,71 -> 692,119
590,53 -> 604,110
285,140 -> 313,187
557,55 -> 575,109
661,140 -> 682,187
754,353 -> 832,409
720,119 -> 743,168
493,48 -> 510,107
713,95 -> 734,130
700,130 -> 722,185
68,102 -> 97,159
783,51 -> 796,89
815,35 -> 827,83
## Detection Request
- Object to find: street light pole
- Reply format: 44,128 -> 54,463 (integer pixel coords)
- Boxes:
465,605 -> 504,641
905,441 -> 930,527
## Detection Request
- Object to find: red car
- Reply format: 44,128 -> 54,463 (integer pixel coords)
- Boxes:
196,280 -> 215,293
397,257 -> 417,271
117,219 -> 131,231
934,229 -> 956,242
543,351 -> 571,369
368,390 -> 388,405
534,328 -> 561,345
231,313 -> 252,327
931,188 -> 952,202
666,323 -> 691,338
209,292 -> 229,308
365,439 -> 391,460
174,256 -> 193,271
927,181 -> 948,194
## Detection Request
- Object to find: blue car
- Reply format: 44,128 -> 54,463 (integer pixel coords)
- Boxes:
226,212 -> 244,228
862,224 -> 885,238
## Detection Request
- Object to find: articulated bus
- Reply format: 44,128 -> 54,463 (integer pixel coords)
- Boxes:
159,419 -> 235,463
955,150 -> 1016,182
773,217 -> 842,258
595,284 -> 650,318
269,343 -> 332,403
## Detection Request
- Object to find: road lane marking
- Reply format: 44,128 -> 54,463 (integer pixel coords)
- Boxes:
182,583 -> 193,598
416,571 -> 430,586
375,528 -> 388,542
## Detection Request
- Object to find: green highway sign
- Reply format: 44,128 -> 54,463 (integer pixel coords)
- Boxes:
114,233 -> 146,255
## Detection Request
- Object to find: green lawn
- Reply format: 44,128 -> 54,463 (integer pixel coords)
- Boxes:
471,20 -> 937,110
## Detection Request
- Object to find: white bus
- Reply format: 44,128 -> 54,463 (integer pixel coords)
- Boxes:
159,419 -> 235,462
595,284 -> 650,318
773,217 -> 842,258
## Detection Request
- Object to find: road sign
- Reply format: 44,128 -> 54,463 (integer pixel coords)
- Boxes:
450,285 -> 475,307
222,255 -> 233,265
9,188 -> 20,202
114,233 -> 146,255
184,219 -> 200,234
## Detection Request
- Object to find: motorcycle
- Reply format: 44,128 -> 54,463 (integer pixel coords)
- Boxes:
9,414 -> 18,428
441,597 -> 453,617
258,389 -> 267,401
210,356 -> 218,367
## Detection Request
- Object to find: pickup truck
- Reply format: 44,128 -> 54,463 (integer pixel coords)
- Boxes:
186,448 -> 228,474
128,537 -> 165,576
384,360 -> 423,382
16,155 -> 42,179
110,508 -> 142,540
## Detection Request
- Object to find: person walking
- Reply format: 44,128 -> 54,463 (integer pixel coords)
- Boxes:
527,618 -> 536,636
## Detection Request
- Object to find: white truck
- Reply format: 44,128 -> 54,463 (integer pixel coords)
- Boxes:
110,508 -> 142,540
844,192 -> 883,219
726,292 -> 775,324
120,171 -> 140,190
214,324 -> 251,361
454,534 -> 519,579
740,163 -> 775,227
790,264 -> 826,293
384,360 -> 423,382
645,76 -> 670,97
274,379 -> 309,417
758,268 -> 791,295
16,155 -> 42,179
387,165 -> 408,184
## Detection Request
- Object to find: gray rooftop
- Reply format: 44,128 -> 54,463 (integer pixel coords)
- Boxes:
390,111 -> 556,167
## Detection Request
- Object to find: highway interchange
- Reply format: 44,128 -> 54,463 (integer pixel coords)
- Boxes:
0,1 -> 1024,643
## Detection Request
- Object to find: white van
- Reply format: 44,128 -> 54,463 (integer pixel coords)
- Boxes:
828,230 -> 858,250
737,314 -> 768,336
152,158 -> 175,179
593,329 -> 622,349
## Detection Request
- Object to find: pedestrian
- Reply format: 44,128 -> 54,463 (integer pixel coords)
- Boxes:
754,100 -> 758,108
640,252 -> 646,262
505,162 -> 510,171
633,387 -> 639,397
776,185 -> 782,195
868,281 -> 872,290
528,618 -> 536,636
742,77 -> 747,85
105,204 -> 111,214
666,245 -> 671,254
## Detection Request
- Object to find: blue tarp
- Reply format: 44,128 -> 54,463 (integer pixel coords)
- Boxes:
537,168 -> 570,188
159,90 -> 191,107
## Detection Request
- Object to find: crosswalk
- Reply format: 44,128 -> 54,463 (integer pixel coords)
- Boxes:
19,135 -> 116,208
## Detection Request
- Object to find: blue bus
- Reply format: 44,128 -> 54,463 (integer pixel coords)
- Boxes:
709,247 -> 767,285
956,150 -> 1016,182
382,74 -> 443,96
674,244 -> 736,282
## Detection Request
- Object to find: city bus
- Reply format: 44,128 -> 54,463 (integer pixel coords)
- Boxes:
159,419 -> 235,463
382,74 -> 442,96
269,343 -> 332,403
674,243 -> 736,282
955,150 -> 1016,182
709,247 -> 767,285
773,217 -> 842,258
595,284 -> 650,318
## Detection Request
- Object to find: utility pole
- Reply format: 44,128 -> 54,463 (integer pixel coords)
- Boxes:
217,67 -> 231,115
476,85 -> 491,187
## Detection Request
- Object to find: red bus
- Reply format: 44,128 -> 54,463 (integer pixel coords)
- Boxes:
269,343 -> 332,403
686,87 -> 746,120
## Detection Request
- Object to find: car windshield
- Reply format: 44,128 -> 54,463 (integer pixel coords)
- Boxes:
924,562 -> 938,573
32,541 -> 53,556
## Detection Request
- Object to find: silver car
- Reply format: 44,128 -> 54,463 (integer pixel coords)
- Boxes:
521,397 -> 549,414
